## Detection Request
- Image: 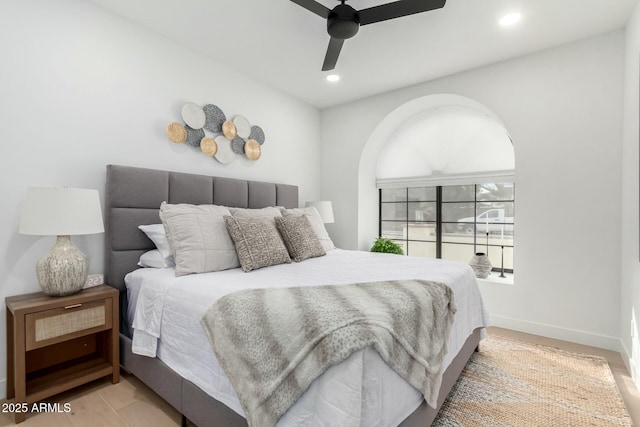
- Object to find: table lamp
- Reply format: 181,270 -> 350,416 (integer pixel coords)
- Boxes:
305,201 -> 335,224
19,187 -> 104,296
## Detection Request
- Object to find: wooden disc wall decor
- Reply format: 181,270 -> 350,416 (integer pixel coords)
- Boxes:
167,102 -> 267,164
166,122 -> 187,143
222,120 -> 237,139
200,137 -> 218,156
244,139 -> 261,161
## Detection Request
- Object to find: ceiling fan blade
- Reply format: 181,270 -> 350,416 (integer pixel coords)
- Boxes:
290,0 -> 330,19
322,38 -> 345,71
359,0 -> 446,26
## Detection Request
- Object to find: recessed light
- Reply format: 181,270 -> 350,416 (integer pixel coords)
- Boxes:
326,74 -> 340,82
499,12 -> 522,27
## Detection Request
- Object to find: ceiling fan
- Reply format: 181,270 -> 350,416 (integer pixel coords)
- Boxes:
290,0 -> 446,71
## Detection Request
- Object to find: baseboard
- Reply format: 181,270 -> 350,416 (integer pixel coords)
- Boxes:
620,339 -> 640,393
490,315 -> 622,352
0,378 -> 6,400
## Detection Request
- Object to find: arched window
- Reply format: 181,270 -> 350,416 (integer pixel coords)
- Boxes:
376,104 -> 515,274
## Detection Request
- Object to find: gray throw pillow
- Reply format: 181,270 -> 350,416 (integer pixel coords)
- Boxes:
275,215 -> 326,262
224,216 -> 291,272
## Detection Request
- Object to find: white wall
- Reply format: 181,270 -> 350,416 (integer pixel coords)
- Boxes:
0,0 -> 320,398
321,32 -> 624,351
1,0 -> 634,401
621,1 -> 640,387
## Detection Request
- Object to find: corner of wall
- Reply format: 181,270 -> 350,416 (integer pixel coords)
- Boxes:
622,0 -> 640,396
620,339 -> 640,393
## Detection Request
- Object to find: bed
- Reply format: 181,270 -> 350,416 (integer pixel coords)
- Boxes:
104,164 -> 488,427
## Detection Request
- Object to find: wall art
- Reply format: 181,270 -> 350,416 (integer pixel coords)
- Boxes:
165,103 -> 266,163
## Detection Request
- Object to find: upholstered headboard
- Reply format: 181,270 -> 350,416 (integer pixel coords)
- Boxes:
104,164 -> 299,293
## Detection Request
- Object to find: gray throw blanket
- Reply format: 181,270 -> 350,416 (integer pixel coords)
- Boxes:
201,279 -> 456,427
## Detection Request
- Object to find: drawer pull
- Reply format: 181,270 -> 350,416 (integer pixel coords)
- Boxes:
64,304 -> 82,310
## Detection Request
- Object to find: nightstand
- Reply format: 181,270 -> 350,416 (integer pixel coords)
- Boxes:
5,285 -> 119,423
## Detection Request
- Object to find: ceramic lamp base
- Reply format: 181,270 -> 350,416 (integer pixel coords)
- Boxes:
36,235 -> 88,296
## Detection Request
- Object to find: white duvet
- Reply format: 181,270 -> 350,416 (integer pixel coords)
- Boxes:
126,249 -> 489,427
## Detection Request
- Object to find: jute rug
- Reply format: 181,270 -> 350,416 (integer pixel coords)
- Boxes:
432,336 -> 633,426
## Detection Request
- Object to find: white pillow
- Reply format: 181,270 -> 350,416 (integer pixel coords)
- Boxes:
137,249 -> 173,268
159,203 -> 240,276
138,224 -> 175,267
281,206 -> 335,252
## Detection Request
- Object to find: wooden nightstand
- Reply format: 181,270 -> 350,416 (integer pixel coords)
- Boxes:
5,285 -> 119,423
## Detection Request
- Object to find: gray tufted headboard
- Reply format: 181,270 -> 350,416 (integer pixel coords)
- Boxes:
104,164 -> 299,293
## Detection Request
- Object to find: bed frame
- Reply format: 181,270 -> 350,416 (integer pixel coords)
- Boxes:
104,164 -> 481,427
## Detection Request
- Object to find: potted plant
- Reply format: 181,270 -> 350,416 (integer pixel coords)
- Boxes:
370,237 -> 404,255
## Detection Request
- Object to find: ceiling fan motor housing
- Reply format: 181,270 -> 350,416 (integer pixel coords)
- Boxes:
327,4 -> 360,39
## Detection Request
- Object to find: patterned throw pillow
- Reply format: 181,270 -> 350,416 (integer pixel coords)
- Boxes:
275,215 -> 326,262
224,216 -> 291,272
281,207 -> 335,251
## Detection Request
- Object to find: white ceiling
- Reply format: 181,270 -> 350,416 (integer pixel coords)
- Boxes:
88,0 -> 637,108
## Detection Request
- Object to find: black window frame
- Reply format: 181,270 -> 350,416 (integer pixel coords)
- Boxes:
379,184 -> 514,274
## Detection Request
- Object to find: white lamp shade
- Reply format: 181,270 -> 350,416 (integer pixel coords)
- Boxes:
305,201 -> 334,224
19,187 -> 104,236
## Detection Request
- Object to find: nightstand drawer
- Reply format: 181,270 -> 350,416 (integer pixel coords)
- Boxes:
25,298 -> 112,351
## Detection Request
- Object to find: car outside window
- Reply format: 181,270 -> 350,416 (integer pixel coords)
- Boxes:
379,183 -> 514,273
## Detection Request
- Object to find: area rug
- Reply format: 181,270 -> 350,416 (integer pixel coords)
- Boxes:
432,335 -> 632,426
